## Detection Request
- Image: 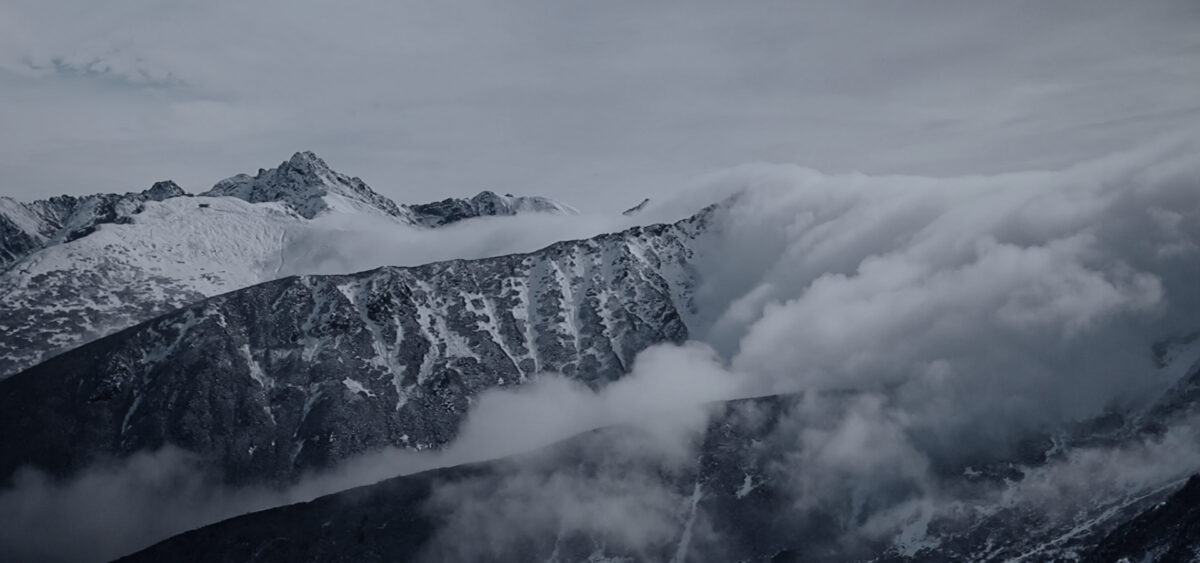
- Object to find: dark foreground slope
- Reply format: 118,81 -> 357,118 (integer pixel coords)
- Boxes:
1084,474 -> 1200,563
119,367 -> 1200,563
118,396 -> 806,563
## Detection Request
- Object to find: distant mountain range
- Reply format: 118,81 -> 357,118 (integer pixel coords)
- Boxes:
2,149 -> 1199,563
0,152 -> 577,378
0,212 -> 704,486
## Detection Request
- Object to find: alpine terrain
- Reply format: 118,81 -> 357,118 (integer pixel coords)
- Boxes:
0,152 -> 577,378
0,210 -> 705,486
2,146 -> 1199,563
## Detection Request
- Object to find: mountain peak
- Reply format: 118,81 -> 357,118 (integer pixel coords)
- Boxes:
407,191 -> 578,227
142,180 -> 187,201
200,152 -> 403,220
284,151 -> 331,174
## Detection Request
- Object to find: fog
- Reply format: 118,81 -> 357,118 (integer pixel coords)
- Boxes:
3,138 -> 1200,560
408,137 -> 1200,557
277,209 -> 651,276
0,343 -> 745,562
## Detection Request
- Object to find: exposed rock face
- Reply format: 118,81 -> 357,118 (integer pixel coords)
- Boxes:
863,355 -> 1200,563
407,190 -> 577,227
1084,474 -> 1200,563
0,181 -> 206,376
0,213 -> 705,487
0,181 -> 187,270
0,153 -> 587,379
0,196 -> 297,379
142,180 -> 188,202
201,151 -> 408,220
0,207 -> 43,268
623,197 -> 651,216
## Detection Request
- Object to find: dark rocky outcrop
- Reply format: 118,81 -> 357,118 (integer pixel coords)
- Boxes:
0,213 -> 704,487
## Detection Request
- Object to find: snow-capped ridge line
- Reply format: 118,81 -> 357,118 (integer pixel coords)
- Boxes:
0,150 -> 600,378
0,204 -> 709,487
405,189 -> 578,227
200,151 -> 409,221
0,180 -> 191,270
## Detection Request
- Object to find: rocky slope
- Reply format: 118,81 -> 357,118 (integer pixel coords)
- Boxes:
865,340 -> 1200,562
0,212 -> 705,487
201,151 -> 409,220
201,151 -> 577,226
115,396 -> 798,563
117,363 -> 1200,563
0,194 -> 303,378
1084,474 -> 1200,562
0,153 -> 580,378
407,190 -> 577,227
0,180 -> 185,270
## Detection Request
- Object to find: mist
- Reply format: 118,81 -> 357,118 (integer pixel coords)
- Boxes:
3,138 -> 1200,560
277,209 -> 653,277
409,137 -> 1200,556
0,342 -> 745,562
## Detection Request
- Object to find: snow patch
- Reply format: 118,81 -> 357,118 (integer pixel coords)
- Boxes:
342,377 -> 376,397
735,472 -> 758,499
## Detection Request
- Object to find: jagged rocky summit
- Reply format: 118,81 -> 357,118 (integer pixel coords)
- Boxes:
201,151 -> 578,226
0,152 -> 579,378
201,151 -> 408,220
0,180 -> 186,270
407,190 -> 578,227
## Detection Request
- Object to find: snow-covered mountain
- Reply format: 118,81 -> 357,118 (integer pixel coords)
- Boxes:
0,180 -> 185,269
0,153 -> 581,378
0,195 -> 299,379
200,151 -> 577,226
0,212 -> 705,486
407,190 -> 578,227
6,149 -> 1200,563
201,151 -> 410,220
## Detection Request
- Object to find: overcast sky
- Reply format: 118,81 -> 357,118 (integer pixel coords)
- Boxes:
2,1 -> 1198,211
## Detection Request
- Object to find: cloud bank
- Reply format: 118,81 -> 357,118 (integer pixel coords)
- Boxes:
3,139 -> 1200,560
3,1 -> 1199,211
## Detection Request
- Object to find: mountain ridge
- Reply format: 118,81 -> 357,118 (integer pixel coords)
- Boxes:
201,151 -> 409,220
408,190 -> 578,227
0,180 -> 187,270
0,209 -> 708,486
0,152 -> 583,378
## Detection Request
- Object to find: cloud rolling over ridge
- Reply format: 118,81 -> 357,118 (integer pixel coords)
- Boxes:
3,139 -> 1200,560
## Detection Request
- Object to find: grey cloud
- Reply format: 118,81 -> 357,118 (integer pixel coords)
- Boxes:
0,340 -> 742,562
0,448 -> 277,563
3,136 -> 1200,560
1,1 -> 1198,211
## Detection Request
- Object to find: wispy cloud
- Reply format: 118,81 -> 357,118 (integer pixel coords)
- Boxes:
0,0 -> 1197,209
20,54 -> 185,89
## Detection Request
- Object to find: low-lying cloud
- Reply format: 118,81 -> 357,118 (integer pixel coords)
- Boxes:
4,138 -> 1200,560
277,210 -> 654,277
0,342 -> 744,562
